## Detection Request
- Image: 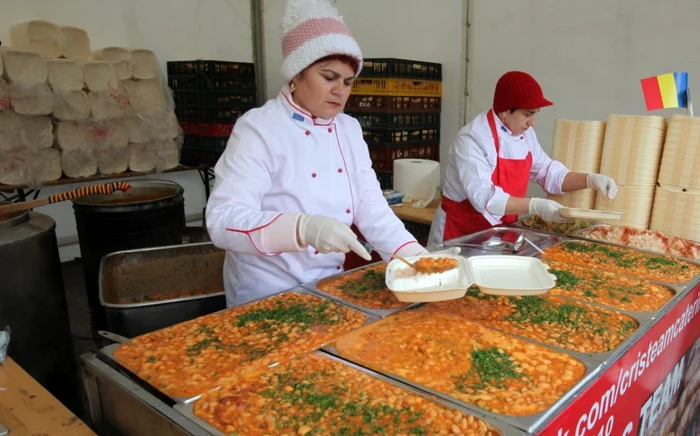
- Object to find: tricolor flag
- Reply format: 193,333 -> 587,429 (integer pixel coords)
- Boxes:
640,72 -> 688,111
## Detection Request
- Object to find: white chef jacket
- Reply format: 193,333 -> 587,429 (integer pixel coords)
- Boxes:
429,111 -> 569,245
206,87 -> 420,307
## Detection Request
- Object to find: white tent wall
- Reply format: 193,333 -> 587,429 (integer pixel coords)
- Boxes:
467,0 -> 700,197
2,0 -> 700,260
0,0 -> 253,261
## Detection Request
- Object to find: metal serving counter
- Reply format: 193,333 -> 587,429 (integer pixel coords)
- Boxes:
79,224 -> 700,435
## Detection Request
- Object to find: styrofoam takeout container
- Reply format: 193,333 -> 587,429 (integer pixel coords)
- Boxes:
385,254 -> 557,302
559,207 -> 623,221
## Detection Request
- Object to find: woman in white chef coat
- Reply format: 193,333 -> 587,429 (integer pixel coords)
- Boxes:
206,0 -> 428,307
429,71 -> 619,245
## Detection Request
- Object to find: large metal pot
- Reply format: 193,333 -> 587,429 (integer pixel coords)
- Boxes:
72,179 -> 186,332
0,207 -> 79,412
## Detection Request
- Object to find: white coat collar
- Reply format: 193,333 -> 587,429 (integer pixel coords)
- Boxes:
491,110 -> 514,136
279,85 -> 335,127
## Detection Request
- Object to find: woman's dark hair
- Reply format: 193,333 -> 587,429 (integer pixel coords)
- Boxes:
309,54 -> 360,75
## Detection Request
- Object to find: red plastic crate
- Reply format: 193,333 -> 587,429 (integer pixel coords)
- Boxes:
179,121 -> 234,137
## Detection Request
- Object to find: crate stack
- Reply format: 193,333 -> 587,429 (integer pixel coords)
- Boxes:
345,58 -> 443,190
167,60 -> 257,166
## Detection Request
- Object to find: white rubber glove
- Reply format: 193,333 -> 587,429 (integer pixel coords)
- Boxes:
528,198 -> 573,223
298,215 -> 372,260
587,173 -> 618,201
430,247 -> 462,256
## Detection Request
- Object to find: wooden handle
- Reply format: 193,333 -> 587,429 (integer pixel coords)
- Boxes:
0,182 -> 132,216
0,198 -> 49,216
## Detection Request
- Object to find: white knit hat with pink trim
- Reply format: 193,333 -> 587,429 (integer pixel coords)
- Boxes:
280,0 -> 363,82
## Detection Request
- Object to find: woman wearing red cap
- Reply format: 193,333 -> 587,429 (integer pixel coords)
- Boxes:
429,71 -> 618,245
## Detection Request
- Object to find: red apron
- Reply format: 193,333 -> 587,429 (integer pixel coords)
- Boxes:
441,110 -> 533,240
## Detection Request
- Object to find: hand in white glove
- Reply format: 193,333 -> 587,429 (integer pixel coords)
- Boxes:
587,173 -> 618,201
430,247 -> 461,256
528,198 -> 572,223
298,215 -> 372,260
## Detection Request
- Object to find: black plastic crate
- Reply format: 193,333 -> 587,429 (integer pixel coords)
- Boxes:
363,127 -> 440,145
168,75 -> 256,92
180,136 -> 230,166
369,143 -> 439,172
345,95 -> 441,113
174,90 -> 256,107
175,105 -> 254,122
167,60 -> 255,78
361,58 -> 442,81
376,171 -> 393,190
349,112 -> 440,129
402,219 -> 431,246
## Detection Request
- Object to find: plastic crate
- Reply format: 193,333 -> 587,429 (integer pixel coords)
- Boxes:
349,112 -> 440,129
175,105 -> 254,122
369,143 -> 440,172
179,121 -> 234,137
345,95 -> 441,113
180,136 -> 229,166
351,78 -> 442,97
168,75 -> 256,92
167,60 -> 255,78
363,127 -> 439,145
174,90 -> 256,107
361,58 -> 442,81
376,171 -> 393,190
402,219 -> 431,246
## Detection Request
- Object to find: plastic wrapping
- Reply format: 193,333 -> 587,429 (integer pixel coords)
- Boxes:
1,47 -> 48,84
53,90 -> 90,121
61,146 -> 97,178
0,147 -> 62,186
9,82 -> 54,116
0,327 -> 10,365
88,88 -> 132,120
46,59 -> 84,92
0,42 -> 182,189
0,78 -> 9,111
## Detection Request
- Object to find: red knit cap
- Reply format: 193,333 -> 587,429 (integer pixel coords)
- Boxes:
493,71 -> 553,113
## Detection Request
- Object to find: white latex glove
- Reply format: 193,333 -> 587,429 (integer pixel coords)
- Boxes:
429,247 -> 462,256
528,198 -> 573,223
298,215 -> 372,260
587,173 -> 618,200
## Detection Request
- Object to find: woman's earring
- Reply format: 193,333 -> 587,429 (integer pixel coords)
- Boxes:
290,82 -> 296,93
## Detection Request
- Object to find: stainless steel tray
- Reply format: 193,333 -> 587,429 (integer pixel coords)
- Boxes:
537,239 -> 700,290
301,261 -> 421,318
322,323 -> 603,434
570,223 -> 700,265
98,286 -> 380,405
99,242 -> 225,309
435,226 -> 567,257
173,350 -> 527,436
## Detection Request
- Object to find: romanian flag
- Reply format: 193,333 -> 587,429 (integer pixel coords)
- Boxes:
640,72 -> 688,111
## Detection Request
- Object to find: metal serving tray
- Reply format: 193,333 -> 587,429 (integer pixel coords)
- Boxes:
98,286 -> 380,405
99,242 -> 227,338
537,239 -> 699,292
174,350 -> 527,436
301,261 -> 422,318
570,223 -> 700,265
462,299 -> 654,365
322,320 -> 604,434
434,227 -> 566,257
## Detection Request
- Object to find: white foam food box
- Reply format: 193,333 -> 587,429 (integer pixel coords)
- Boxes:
386,254 -> 557,302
